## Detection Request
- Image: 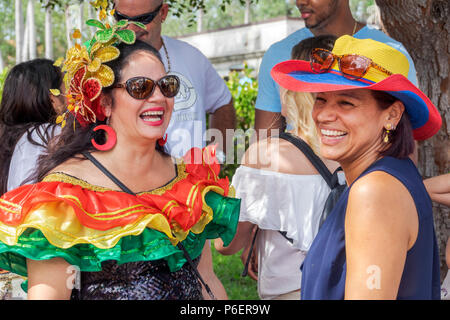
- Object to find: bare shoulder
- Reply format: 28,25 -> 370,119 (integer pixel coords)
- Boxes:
241,137 -> 330,175
348,171 -> 414,211
49,155 -> 87,176
350,170 -> 410,198
240,137 -> 271,170
346,171 -> 417,240
48,154 -> 103,184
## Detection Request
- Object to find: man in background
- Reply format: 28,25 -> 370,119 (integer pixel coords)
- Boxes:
115,0 -> 236,159
114,0 -> 235,299
255,0 -> 418,136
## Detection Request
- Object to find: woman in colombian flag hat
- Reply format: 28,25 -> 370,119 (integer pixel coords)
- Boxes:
272,35 -> 442,300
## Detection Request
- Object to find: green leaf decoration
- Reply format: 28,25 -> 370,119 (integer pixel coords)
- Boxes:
116,29 -> 136,44
129,21 -> 146,30
86,19 -> 106,30
84,39 -> 96,54
115,20 -> 129,28
95,28 -> 114,43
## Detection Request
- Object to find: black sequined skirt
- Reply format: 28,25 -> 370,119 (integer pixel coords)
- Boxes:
70,258 -> 202,300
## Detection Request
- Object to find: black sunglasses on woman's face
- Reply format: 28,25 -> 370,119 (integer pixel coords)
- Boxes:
113,3 -> 163,25
114,75 -> 180,100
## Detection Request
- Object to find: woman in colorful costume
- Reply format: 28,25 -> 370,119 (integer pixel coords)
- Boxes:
271,35 -> 442,299
0,21 -> 239,300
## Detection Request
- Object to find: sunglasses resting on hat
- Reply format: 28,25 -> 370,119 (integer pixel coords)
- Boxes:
114,3 -> 163,25
310,48 -> 393,80
114,75 -> 180,100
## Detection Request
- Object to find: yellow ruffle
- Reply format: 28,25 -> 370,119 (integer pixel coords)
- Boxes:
0,185 -> 225,250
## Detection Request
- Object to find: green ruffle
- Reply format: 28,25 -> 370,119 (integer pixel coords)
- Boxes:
0,191 -> 240,279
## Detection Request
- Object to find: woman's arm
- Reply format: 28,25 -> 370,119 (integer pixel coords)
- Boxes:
197,241 -> 228,300
214,221 -> 255,255
344,172 -> 418,300
27,257 -> 73,300
423,173 -> 450,207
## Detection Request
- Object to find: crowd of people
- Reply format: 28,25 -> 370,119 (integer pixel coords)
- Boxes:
0,0 -> 448,300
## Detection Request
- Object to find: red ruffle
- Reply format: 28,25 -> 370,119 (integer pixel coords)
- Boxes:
0,147 -> 230,232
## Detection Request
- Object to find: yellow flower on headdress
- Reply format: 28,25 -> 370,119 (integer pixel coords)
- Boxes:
99,8 -> 107,21
90,0 -> 109,21
90,0 -> 108,9
63,43 -> 119,88
53,57 -> 64,67
49,89 -> 61,96
86,41 -> 120,87
72,29 -> 82,39
57,17 -> 145,128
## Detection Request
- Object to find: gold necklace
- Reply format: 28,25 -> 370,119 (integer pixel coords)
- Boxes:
161,37 -> 171,73
352,20 -> 358,35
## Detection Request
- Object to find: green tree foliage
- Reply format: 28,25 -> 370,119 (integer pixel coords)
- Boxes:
0,1 -> 75,69
0,1 -> 17,68
251,0 -> 298,21
0,68 -> 9,104
1,0 -> 377,69
163,0 -> 298,36
226,65 -> 256,131
220,64 -> 257,180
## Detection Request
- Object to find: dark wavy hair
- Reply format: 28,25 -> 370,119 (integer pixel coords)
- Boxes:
372,90 -> 415,159
0,58 -> 62,194
35,40 -> 164,183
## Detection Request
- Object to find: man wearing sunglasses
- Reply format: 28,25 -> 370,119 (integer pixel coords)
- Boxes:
114,0 -> 235,159
255,0 -> 418,137
114,0 -> 235,301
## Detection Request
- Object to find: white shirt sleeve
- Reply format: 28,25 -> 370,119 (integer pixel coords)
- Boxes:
199,52 -> 232,114
7,134 -> 44,190
7,125 -> 60,191
232,165 -> 332,251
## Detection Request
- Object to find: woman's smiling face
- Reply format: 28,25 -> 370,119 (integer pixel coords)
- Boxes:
107,50 -> 174,144
312,88 -> 390,165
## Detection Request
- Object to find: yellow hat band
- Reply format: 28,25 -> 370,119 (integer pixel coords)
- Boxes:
330,35 -> 410,83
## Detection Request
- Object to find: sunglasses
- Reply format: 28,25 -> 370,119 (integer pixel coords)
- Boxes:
114,75 -> 180,100
310,48 -> 393,80
113,3 -> 163,25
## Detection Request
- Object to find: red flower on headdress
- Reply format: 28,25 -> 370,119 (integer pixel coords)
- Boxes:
55,18 -> 143,129
68,66 -> 105,127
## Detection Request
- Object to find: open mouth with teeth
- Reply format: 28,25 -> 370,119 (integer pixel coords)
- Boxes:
140,109 -> 164,126
321,129 -> 347,139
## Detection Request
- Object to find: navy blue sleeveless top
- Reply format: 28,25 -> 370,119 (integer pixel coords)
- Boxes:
301,157 -> 441,300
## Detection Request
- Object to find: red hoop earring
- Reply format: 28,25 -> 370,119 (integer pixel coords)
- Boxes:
91,125 -> 117,151
158,134 -> 168,147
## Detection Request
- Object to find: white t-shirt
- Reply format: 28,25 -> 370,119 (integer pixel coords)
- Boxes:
232,165 -> 345,299
7,125 -> 60,191
159,36 -> 232,157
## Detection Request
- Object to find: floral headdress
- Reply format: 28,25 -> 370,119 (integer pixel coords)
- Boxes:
52,17 -> 145,128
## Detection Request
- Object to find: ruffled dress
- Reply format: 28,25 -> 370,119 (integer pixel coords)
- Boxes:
0,147 -> 240,299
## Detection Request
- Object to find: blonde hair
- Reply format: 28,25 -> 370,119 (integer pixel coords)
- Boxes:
281,35 -> 337,154
281,89 -> 320,154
